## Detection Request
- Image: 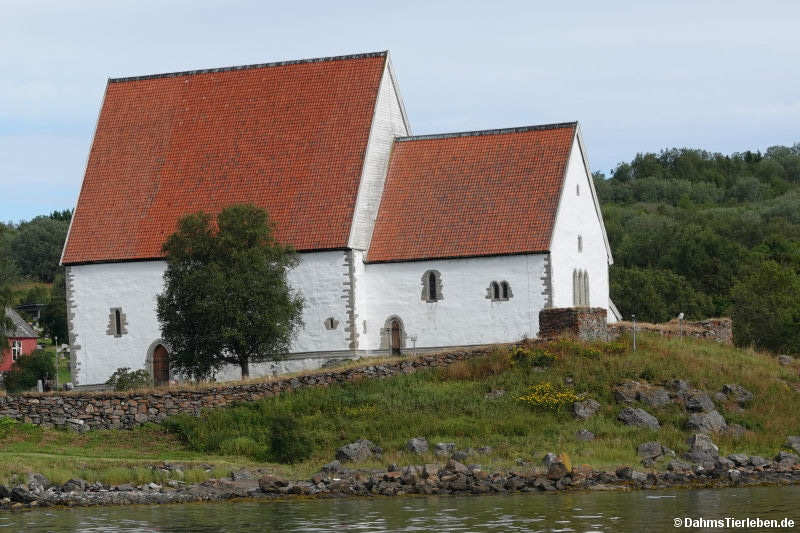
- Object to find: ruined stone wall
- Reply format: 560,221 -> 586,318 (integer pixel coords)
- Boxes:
0,348 -> 492,431
608,318 -> 732,344
538,307 -> 609,341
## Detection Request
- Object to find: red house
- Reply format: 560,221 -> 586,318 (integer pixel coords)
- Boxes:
2,307 -> 38,372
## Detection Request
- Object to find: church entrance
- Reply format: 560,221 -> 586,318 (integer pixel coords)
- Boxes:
391,319 -> 402,355
153,345 -> 170,386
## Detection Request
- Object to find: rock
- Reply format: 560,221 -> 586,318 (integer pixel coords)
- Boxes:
671,379 -> 690,392
229,469 -> 251,481
749,456 -> 770,467
434,442 -> 456,457
778,355 -> 793,366
713,392 -> 727,403
335,439 -> 382,463
728,453 -> 750,466
26,473 -> 49,491
547,460 -> 569,480
321,460 -> 342,473
615,466 -> 633,479
630,470 -> 648,483
715,457 -> 735,471
407,437 -> 428,455
617,407 -> 660,429
727,469 -> 742,483
573,399 -> 600,420
722,384 -> 753,406
687,410 -> 727,433
10,486 -> 36,503
667,460 -> 692,472
614,381 -> 642,403
785,436 -> 800,455
485,389 -> 505,399
685,391 -> 715,412
445,458 -> 468,474
542,453 -> 558,467
775,451 -> 799,465
576,429 -> 595,441
477,446 -> 493,455
637,441 -> 664,459
684,433 -> 719,463
61,478 -> 86,493
0,485 -> 9,499
638,388 -> 671,408
115,483 -> 135,491
258,475 -> 287,492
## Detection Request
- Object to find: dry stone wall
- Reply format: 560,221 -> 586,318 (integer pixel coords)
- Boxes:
609,318 -> 732,345
0,348 -> 491,431
538,307 -> 609,341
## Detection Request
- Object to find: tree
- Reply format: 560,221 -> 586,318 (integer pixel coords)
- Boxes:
731,261 -> 800,354
157,204 -> 304,379
3,350 -> 56,393
10,216 -> 69,283
40,274 -> 68,344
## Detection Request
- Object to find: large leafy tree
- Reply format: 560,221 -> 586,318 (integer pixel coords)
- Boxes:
40,274 -> 68,344
0,224 -> 19,350
157,204 -> 304,379
10,216 -> 69,283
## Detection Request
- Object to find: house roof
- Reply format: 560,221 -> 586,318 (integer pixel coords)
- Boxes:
4,307 -> 37,339
366,122 -> 577,263
62,52 -> 388,265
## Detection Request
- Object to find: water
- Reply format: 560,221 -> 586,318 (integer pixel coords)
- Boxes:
1,486 -> 798,532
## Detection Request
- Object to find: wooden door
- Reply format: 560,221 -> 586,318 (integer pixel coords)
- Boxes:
153,345 -> 169,386
391,320 -> 401,355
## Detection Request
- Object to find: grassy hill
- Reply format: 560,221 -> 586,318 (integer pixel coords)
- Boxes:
1,334 -> 798,486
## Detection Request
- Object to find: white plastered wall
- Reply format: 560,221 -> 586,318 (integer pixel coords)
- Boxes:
549,133 -> 613,318
357,254 -> 548,350
69,251 -> 352,385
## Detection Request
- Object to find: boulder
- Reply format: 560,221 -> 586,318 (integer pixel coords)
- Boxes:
451,450 -> 471,462
434,442 -> 456,457
775,451 -> 799,465
667,460 -> 692,472
778,355 -> 794,366
445,458 -> 468,474
637,441 -> 664,459
614,381 -> 642,403
406,437 -> 429,455
687,410 -> 727,433
573,399 -> 600,420
542,452 -> 558,467
722,384 -> 753,406
684,433 -> 719,463
785,436 -> 800,455
258,475 -> 287,492
61,478 -> 87,493
10,486 -> 36,503
617,407 -> 660,430
724,423 -> 747,439
321,460 -> 343,473
576,429 -> 595,441
547,460 -> 569,480
335,439 -> 382,463
26,473 -> 50,491
671,379 -> 690,392
749,456 -> 770,467
685,391 -> 715,412
638,388 -> 671,408
727,453 -> 750,466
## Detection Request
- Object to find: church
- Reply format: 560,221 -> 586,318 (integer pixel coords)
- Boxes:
60,51 -> 615,386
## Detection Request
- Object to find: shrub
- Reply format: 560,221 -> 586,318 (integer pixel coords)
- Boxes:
106,368 -> 151,391
267,414 -> 313,464
511,346 -> 557,368
518,382 -> 585,412
3,350 -> 56,393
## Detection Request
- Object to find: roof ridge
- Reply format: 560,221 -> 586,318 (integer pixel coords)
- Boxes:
109,51 -> 389,84
395,121 -> 577,142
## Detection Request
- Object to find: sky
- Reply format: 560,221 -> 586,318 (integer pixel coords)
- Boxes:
2,0 -> 799,223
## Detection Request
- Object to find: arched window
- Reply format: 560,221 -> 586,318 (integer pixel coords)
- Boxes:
573,269 -> 590,307
491,281 -> 500,300
421,270 -> 442,302
501,281 -> 510,299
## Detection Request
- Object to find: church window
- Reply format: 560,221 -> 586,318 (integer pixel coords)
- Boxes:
324,317 -> 339,330
491,281 -> 500,300
573,270 -> 590,307
501,281 -> 511,299
578,235 -> 583,253
577,183 -> 580,196
487,280 -> 512,301
107,307 -> 127,337
421,270 -> 442,302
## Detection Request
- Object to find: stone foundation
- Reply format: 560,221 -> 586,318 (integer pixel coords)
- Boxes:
538,307 -> 608,341
609,318 -> 732,344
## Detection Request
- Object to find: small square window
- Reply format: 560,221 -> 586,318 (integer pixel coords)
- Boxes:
576,183 -> 580,196
578,235 -> 583,252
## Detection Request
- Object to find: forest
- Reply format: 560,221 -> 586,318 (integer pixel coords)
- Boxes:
595,143 -> 800,354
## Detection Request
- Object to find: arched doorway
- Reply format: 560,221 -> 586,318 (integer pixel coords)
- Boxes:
390,319 -> 402,355
152,345 -> 170,386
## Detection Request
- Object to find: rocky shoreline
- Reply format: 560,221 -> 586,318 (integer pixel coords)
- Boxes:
3,448 -> 800,512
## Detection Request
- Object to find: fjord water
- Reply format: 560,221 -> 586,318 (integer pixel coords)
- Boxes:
2,486 -> 798,532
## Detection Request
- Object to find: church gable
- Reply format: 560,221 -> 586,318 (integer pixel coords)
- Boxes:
366,122 -> 577,263
62,52 -> 388,265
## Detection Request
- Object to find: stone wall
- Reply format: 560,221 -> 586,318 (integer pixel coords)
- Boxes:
538,307 -> 609,341
0,348 -> 492,431
609,318 -> 732,344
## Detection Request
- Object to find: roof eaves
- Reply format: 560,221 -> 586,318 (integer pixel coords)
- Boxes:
109,51 -> 389,84
395,121 -> 577,143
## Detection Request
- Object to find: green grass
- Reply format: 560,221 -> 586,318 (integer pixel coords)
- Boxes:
2,334 -> 799,485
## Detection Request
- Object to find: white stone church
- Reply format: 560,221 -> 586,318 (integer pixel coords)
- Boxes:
61,51 -> 615,386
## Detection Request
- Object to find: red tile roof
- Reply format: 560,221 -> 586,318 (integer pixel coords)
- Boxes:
366,123 -> 577,263
62,52 -> 387,265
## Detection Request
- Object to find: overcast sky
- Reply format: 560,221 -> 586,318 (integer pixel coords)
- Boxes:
2,0 -> 798,222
